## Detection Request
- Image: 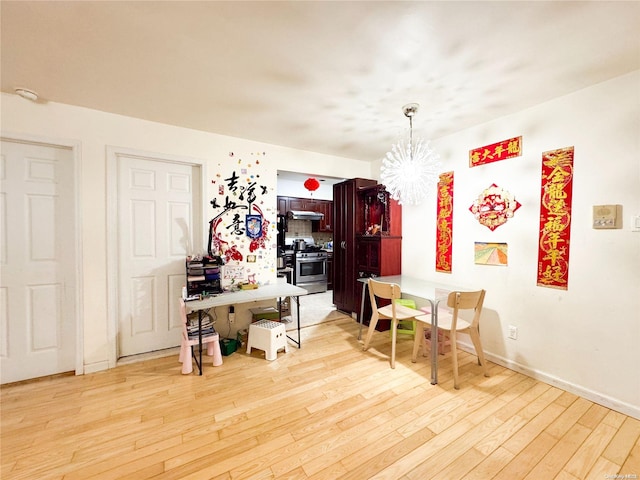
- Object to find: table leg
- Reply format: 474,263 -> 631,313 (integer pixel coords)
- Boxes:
285,295 -> 302,348
358,281 -> 367,341
296,295 -> 301,347
198,310 -> 203,375
429,299 -> 440,385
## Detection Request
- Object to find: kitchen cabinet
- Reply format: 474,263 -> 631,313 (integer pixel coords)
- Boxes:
312,199 -> 332,232
287,197 -> 314,211
277,197 -> 288,215
332,178 -> 377,316
277,196 -> 333,233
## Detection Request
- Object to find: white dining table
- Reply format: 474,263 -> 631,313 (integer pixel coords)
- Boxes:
358,275 -> 467,385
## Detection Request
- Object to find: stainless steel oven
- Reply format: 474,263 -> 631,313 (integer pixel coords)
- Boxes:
294,251 -> 328,294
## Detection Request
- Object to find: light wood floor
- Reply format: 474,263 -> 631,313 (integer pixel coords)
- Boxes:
2,316 -> 639,480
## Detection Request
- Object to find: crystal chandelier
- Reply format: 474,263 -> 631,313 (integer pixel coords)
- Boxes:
380,103 -> 441,205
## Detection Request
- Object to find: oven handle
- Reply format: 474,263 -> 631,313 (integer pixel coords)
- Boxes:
296,257 -> 328,263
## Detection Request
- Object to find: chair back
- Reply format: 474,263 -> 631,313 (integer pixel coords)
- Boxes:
179,298 -> 192,342
368,278 -> 402,315
446,289 -> 486,330
179,298 -> 188,324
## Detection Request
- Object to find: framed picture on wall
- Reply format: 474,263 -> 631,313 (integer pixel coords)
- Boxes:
245,215 -> 262,239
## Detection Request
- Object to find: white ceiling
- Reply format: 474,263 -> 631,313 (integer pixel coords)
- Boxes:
2,1 -> 639,163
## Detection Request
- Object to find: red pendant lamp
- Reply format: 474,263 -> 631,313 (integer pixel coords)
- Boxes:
304,177 -> 320,193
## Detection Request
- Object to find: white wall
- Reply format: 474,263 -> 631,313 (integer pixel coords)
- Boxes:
373,71 -> 640,418
3,70 -> 638,418
1,93 -> 372,373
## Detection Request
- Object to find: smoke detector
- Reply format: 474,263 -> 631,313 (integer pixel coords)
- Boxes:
14,87 -> 39,102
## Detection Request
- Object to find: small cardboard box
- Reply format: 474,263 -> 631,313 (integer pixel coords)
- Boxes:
250,306 -> 281,322
236,329 -> 248,348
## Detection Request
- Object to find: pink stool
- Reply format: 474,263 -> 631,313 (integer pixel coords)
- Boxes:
179,332 -> 223,374
179,298 -> 223,374
419,307 -> 451,355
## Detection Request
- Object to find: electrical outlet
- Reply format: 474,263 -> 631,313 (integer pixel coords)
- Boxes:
508,325 -> 518,340
229,306 -> 235,324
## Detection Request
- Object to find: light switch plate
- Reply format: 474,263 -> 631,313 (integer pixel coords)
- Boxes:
592,204 -> 621,229
632,215 -> 640,232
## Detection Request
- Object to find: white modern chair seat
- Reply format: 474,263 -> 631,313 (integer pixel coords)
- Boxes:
377,303 -> 421,320
416,311 -> 471,332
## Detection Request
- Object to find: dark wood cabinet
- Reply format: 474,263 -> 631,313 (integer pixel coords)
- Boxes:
277,196 -> 333,233
356,236 -> 402,276
355,185 -> 403,330
332,178 -> 377,315
333,181 -> 403,329
277,197 -> 288,215
313,199 -> 332,232
287,197 -> 312,211
359,184 -> 403,238
356,235 -> 402,330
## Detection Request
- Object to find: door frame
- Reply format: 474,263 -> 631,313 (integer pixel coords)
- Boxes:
106,146 -> 206,367
1,131 -> 83,377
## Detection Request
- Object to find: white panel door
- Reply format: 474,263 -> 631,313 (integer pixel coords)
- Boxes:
117,154 -> 200,357
0,139 -> 77,383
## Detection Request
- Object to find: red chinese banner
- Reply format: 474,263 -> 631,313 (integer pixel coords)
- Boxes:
469,136 -> 522,167
537,146 -> 574,289
435,172 -> 454,273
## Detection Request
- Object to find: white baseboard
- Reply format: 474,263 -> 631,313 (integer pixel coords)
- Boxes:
456,341 -> 640,420
83,360 -> 109,375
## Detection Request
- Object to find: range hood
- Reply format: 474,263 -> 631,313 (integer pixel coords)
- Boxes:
288,210 -> 324,221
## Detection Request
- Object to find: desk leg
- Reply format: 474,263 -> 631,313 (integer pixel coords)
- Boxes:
296,295 -> 301,348
429,299 -> 440,385
285,295 -> 302,348
198,310 -> 203,375
358,282 -> 367,341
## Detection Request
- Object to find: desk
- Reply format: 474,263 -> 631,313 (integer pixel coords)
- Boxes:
186,282 -> 308,374
358,275 -> 464,385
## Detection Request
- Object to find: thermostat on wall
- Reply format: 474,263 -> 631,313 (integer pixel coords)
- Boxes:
592,204 -> 622,229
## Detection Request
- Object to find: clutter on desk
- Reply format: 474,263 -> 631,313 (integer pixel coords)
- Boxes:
185,255 -> 223,299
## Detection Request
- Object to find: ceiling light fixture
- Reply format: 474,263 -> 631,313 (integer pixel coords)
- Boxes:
14,87 -> 39,102
380,103 -> 441,205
